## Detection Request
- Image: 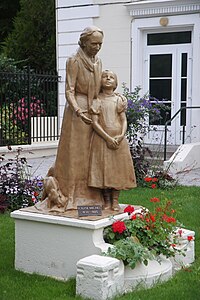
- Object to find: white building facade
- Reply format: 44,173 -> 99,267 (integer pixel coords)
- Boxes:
55,0 -> 200,146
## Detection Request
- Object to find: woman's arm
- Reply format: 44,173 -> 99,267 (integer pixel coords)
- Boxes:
65,57 -> 80,112
65,57 -> 92,124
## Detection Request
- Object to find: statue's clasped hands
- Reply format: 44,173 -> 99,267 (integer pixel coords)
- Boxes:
106,135 -> 123,150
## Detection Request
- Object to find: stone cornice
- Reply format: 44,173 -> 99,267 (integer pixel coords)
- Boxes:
125,0 -> 200,18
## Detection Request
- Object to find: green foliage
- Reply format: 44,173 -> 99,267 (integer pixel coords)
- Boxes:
0,0 -> 20,43
0,103 -> 27,145
106,238 -> 154,269
124,85 -> 170,185
2,0 -> 56,71
0,54 -> 20,72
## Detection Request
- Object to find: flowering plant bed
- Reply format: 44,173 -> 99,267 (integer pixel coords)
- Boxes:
144,172 -> 177,189
103,199 -> 186,269
0,147 -> 43,212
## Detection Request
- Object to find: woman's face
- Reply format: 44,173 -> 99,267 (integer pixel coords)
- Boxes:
83,32 -> 103,57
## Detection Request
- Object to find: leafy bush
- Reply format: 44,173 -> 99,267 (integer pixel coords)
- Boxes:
2,0 -> 56,71
0,103 -> 27,145
0,54 -> 19,72
124,85 -> 169,185
143,173 -> 177,190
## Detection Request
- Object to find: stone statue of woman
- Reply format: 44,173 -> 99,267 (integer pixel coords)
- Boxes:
38,26 -> 104,212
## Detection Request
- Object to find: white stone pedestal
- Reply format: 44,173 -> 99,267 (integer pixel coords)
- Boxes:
11,209 -> 127,280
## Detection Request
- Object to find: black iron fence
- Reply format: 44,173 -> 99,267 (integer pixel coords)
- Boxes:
0,68 -> 60,146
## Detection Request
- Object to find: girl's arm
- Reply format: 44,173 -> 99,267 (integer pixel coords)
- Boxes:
114,111 -> 127,143
92,114 -> 119,149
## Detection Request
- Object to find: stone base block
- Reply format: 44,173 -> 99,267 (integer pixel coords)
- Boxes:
10,209 -> 128,280
76,255 -> 124,300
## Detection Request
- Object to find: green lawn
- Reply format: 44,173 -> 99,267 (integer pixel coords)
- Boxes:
0,186 -> 199,300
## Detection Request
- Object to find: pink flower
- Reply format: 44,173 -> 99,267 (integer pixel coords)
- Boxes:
178,229 -> 183,237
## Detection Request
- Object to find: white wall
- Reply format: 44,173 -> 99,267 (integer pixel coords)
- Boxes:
55,0 -> 132,130
93,2 -> 132,91
56,0 -> 200,145
55,0 -> 99,130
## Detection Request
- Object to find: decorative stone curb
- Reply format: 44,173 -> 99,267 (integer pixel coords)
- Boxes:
170,228 -> 195,272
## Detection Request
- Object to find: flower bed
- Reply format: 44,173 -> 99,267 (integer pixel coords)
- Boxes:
103,198 -> 186,269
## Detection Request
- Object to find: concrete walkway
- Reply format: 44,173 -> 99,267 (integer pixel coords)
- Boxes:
28,155 -> 55,178
27,155 -> 200,187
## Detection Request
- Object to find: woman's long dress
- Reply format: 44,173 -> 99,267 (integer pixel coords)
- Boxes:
53,48 -> 103,209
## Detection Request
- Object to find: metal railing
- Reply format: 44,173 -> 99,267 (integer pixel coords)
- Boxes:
0,68 -> 60,146
164,106 -> 200,160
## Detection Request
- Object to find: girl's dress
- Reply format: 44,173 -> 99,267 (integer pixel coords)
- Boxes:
88,93 -> 137,190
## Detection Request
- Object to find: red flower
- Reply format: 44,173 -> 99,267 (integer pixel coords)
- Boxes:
156,207 -> 162,212
112,221 -> 126,234
162,214 -> 176,223
152,178 -> 158,182
151,184 -> 157,189
131,214 -> 137,220
187,236 -> 193,242
150,197 -> 160,203
150,214 -> 156,222
171,243 -> 176,248
34,191 -> 39,197
124,205 -> 135,214
168,217 -> 176,223
144,177 -> 152,182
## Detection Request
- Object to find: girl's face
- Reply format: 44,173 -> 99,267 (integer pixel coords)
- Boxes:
83,32 -> 103,57
101,71 -> 117,90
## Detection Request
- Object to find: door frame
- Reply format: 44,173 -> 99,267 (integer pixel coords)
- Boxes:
130,13 -> 200,144
144,43 -> 192,145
